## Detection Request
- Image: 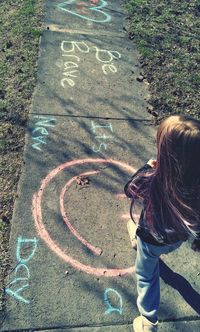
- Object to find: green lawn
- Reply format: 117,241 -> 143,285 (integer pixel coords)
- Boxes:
0,0 -> 43,312
125,0 -> 200,122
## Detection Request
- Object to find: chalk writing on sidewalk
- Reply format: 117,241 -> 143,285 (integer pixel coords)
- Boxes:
76,1 -> 99,14
5,236 -> 38,304
93,46 -> 121,75
104,288 -> 123,315
31,115 -> 56,151
60,41 -> 121,88
32,158 -> 136,277
77,0 -> 99,15
90,120 -> 114,153
57,0 -> 111,23
61,41 -> 89,88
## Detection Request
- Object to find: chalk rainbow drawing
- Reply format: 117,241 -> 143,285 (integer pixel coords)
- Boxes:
56,0 -> 111,23
60,169 -> 103,256
32,158 -> 136,277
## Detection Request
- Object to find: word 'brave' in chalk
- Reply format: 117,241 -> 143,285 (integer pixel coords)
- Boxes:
60,40 -> 121,88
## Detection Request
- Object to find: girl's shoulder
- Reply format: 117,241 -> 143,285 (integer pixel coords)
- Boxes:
124,163 -> 153,198
129,163 -> 153,181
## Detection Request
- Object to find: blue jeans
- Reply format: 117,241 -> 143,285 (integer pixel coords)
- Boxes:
135,236 -> 182,322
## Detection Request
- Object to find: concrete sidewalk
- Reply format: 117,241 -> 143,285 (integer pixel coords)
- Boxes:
1,1 -> 199,331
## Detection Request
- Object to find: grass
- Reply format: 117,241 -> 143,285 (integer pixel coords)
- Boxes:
0,0 -> 44,313
125,0 -> 200,122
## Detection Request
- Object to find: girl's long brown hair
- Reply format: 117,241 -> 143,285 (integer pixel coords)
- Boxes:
131,115 -> 200,243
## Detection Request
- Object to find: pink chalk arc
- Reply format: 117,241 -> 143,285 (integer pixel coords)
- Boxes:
60,170 -> 103,256
32,158 -> 136,277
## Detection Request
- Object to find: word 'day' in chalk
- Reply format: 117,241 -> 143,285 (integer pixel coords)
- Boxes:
5,236 -> 38,304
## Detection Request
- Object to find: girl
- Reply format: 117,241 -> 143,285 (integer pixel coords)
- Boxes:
124,115 -> 200,332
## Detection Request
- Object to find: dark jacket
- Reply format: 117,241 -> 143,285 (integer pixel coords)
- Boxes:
124,164 -> 191,246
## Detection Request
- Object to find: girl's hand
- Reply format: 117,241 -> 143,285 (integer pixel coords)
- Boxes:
147,159 -> 157,168
191,240 -> 200,252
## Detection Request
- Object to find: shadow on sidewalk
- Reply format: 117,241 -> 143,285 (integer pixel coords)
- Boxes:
159,259 -> 200,315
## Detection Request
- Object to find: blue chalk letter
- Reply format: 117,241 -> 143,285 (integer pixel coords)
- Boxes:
104,288 -> 123,315
16,236 -> 38,264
